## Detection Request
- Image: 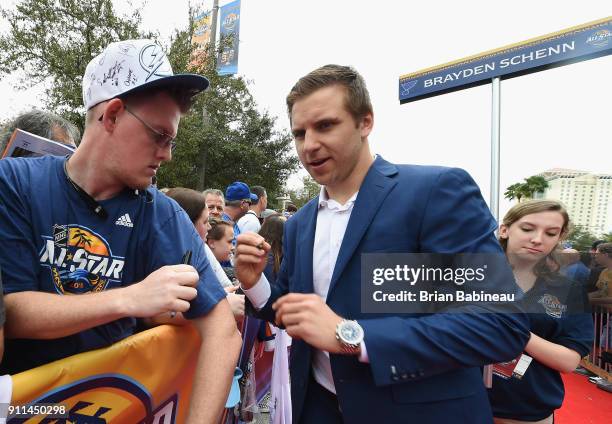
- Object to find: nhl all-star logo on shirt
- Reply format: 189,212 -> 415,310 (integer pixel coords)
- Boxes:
39,224 -> 125,295
537,294 -> 568,318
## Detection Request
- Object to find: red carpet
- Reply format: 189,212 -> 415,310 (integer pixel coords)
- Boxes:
556,372 -> 612,423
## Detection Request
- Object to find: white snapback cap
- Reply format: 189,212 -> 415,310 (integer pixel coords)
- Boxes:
82,39 -> 209,110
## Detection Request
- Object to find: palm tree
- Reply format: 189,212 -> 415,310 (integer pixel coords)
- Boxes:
523,176 -> 549,199
72,229 -> 92,248
505,176 -> 549,203
504,183 -> 527,203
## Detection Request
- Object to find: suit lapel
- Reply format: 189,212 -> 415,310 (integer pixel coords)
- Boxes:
328,158 -> 398,295
296,198 -> 318,293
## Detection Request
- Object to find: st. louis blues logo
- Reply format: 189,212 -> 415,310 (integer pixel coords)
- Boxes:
400,79 -> 418,96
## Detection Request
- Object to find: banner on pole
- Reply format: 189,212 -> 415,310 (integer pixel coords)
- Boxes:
217,0 -> 241,75
399,17 -> 612,103
190,10 -> 212,68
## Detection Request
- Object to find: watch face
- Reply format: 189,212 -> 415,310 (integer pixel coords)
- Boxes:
340,321 -> 363,344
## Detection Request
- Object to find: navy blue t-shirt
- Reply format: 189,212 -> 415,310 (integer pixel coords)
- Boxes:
0,156 -> 226,374
0,266 -> 4,326
488,274 -> 593,421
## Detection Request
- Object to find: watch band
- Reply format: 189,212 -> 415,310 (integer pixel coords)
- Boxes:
338,341 -> 362,355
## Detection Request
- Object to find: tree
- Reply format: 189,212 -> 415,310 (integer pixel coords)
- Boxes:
1,1 -> 300,196
523,175 -> 549,198
504,183 -> 528,203
504,175 -> 549,203
0,0 -> 150,130
287,175 -> 320,208
157,13 -> 299,199
302,175 -> 320,200
565,225 -> 598,252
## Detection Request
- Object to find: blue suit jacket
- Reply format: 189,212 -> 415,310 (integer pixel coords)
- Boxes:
251,157 -> 529,423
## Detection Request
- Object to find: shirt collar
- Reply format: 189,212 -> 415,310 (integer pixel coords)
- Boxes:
318,186 -> 358,211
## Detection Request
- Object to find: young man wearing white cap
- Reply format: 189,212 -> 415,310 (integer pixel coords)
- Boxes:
0,39 -> 241,423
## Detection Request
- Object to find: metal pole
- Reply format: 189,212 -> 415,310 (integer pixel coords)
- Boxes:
210,0 -> 219,51
483,77 -> 501,389
490,77 -> 501,222
197,0 -> 219,191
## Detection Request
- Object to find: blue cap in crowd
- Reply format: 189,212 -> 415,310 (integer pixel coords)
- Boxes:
226,181 -> 258,202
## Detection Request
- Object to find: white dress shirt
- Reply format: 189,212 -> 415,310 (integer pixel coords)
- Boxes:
244,187 -> 366,394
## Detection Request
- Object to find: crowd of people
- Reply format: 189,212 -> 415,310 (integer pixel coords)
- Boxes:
0,37 -> 607,424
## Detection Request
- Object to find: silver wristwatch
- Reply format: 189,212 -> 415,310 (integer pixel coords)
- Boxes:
335,319 -> 364,355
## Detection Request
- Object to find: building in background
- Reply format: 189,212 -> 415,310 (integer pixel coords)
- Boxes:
536,168 -> 612,235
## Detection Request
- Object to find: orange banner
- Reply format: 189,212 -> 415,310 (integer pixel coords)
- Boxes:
10,325 -> 200,423
190,10 -> 212,69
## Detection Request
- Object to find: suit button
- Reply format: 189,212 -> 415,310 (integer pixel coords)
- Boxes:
400,373 -> 408,380
392,375 -> 400,381
418,370 -> 425,377
410,373 -> 417,379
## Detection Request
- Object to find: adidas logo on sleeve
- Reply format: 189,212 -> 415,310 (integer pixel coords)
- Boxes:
115,213 -> 134,228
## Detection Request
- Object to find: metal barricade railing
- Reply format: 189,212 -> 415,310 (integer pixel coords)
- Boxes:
582,298 -> 612,381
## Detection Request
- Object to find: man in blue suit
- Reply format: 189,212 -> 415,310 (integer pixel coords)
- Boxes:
235,65 -> 530,423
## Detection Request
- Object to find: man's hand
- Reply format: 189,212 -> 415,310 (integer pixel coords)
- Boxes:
122,264 -> 199,317
3,264 -> 199,340
273,293 -> 345,354
234,233 -> 270,289
225,285 -> 245,318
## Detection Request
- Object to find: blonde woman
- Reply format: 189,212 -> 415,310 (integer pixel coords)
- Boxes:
488,200 -> 593,424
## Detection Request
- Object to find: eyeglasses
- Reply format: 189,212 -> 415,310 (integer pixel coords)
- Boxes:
124,106 -> 177,150
98,106 -> 177,150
